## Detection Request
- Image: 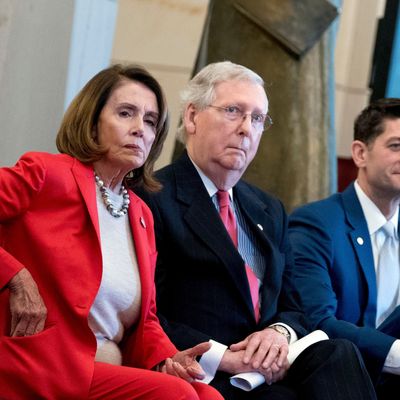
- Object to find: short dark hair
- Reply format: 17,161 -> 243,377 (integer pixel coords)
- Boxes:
56,64 -> 169,191
354,98 -> 400,144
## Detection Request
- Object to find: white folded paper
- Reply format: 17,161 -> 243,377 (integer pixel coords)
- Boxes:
230,330 -> 329,391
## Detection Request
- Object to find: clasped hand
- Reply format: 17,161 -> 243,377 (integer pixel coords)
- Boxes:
224,328 -> 290,384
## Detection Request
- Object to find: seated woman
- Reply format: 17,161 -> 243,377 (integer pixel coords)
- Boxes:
0,64 -> 223,400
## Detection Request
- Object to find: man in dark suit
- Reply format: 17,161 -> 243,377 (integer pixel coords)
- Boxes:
289,98 -> 400,399
137,61 -> 377,399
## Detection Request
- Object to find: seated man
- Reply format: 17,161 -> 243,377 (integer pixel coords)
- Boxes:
137,61 -> 376,399
289,98 -> 400,399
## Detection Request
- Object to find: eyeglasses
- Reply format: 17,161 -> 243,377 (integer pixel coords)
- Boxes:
207,105 -> 273,132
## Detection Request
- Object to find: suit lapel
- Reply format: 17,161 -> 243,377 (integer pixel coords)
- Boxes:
342,183 -> 377,325
174,154 -> 255,316
128,194 -> 152,316
71,159 -> 100,242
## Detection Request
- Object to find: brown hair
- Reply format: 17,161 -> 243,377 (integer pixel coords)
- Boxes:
56,64 -> 169,191
354,98 -> 400,145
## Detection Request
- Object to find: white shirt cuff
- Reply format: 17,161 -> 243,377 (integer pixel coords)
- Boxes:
198,339 -> 228,384
383,339 -> 400,375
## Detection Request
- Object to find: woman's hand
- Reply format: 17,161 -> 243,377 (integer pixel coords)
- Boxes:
7,268 -> 47,337
160,342 -> 211,382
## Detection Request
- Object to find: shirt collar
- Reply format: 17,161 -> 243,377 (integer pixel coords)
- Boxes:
188,155 -> 233,200
354,180 -> 398,235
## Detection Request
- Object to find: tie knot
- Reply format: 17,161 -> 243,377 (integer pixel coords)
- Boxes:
381,221 -> 398,240
217,190 -> 230,208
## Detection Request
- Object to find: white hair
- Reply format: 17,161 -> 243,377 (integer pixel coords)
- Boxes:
177,61 -> 266,141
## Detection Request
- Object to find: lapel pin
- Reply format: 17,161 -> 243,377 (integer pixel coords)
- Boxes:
257,224 -> 263,231
356,237 -> 364,245
140,217 -> 146,229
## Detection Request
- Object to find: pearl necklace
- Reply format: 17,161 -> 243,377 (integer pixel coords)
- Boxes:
94,172 -> 130,218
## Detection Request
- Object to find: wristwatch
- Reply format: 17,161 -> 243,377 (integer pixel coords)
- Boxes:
270,325 -> 291,343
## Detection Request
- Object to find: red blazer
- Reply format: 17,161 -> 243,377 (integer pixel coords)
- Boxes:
0,152 -> 177,399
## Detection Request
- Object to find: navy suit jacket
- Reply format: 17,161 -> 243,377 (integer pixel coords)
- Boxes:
137,152 -> 309,351
289,183 -> 399,378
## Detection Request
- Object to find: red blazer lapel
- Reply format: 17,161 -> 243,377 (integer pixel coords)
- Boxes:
128,192 -> 152,315
71,159 -> 101,242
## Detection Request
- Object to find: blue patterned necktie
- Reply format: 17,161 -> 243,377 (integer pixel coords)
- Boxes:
376,221 -> 400,326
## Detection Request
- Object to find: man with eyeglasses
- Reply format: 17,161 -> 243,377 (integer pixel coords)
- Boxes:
137,61 -> 377,400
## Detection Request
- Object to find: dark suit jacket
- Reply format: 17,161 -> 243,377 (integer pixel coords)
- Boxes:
137,152 -> 309,351
289,182 -> 399,378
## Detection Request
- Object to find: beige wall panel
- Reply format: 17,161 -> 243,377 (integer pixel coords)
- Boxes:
335,85 -> 369,156
0,0 -> 73,166
335,0 -> 386,157
112,0 -> 208,169
113,0 -> 207,68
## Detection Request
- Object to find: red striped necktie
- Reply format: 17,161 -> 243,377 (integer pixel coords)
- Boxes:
217,190 -> 260,322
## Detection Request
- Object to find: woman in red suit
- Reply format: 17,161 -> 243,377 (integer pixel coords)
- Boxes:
0,64 -> 223,400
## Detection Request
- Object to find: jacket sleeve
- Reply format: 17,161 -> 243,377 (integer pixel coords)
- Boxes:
0,153 -> 46,288
273,200 -> 310,337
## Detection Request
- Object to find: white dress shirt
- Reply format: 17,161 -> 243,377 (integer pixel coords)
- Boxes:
354,181 -> 400,375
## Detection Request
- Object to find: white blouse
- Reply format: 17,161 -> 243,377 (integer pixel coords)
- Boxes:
88,184 -> 141,365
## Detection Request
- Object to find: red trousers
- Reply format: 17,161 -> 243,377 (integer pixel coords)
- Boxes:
89,362 -> 224,400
